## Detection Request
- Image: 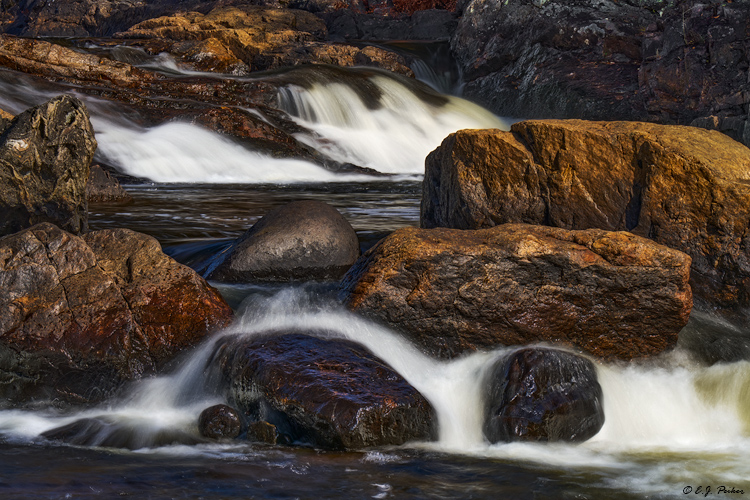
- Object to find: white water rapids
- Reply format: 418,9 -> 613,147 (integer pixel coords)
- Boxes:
0,289 -> 748,497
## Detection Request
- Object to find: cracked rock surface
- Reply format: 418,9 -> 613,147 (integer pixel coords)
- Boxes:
421,120 -> 750,311
0,223 -> 233,405
341,223 -> 692,361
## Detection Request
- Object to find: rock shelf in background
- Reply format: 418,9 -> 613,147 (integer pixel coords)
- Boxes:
0,223 -> 233,405
422,120 -> 750,310
484,347 -> 604,443
207,200 -> 360,282
0,95 -> 96,237
341,224 -> 692,361
220,333 -> 435,450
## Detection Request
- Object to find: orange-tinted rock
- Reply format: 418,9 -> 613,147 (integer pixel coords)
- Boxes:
422,121 -> 750,310
342,224 -> 692,361
0,223 -> 233,405
0,95 -> 96,237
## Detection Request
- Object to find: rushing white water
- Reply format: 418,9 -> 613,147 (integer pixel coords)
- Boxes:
1,289 -> 749,496
277,73 -> 508,174
91,118 -> 376,184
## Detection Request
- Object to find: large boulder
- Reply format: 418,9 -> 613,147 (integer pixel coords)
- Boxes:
484,347 -> 604,443
0,95 -> 96,237
421,121 -> 750,310
0,223 -> 233,405
207,200 -> 360,282
220,332 -> 435,450
451,0 -> 750,148
341,224 -> 692,361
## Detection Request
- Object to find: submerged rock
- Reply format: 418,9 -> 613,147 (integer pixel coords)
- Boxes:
220,333 -> 435,450
207,200 -> 360,282
0,95 -> 96,237
0,223 -> 233,405
86,165 -> 132,203
341,224 -> 692,361
484,347 -> 604,443
198,404 -> 243,440
421,121 -> 750,311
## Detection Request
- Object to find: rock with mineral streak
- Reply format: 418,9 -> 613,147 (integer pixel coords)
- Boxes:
342,223 -> 692,361
422,121 -> 750,310
0,223 -> 233,405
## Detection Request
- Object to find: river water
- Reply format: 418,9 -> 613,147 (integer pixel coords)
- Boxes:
0,45 -> 749,499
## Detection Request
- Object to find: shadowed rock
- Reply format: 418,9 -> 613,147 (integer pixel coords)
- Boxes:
0,95 -> 96,237
87,165 -> 132,203
0,223 -> 233,405
198,404 -> 243,440
220,332 -> 435,450
484,347 -> 604,443
342,224 -> 692,361
207,200 -> 360,282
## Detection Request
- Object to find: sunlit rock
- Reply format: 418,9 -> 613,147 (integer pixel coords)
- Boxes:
342,224 -> 692,361
207,200 -> 360,282
422,121 -> 750,311
219,332 -> 435,450
484,347 -> 604,443
0,223 -> 233,405
0,95 -> 95,237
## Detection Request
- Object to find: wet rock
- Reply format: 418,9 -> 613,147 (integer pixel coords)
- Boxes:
116,6 -> 413,76
86,165 -> 132,204
220,333 -> 435,450
341,224 -> 692,361
451,0 -> 750,149
207,200 -> 360,282
484,347 -> 604,443
421,121 -> 750,311
198,404 -> 243,439
0,223 -> 233,405
0,94 -> 96,237
246,420 -> 280,445
41,416 -> 202,449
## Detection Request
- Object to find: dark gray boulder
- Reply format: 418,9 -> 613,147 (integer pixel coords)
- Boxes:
219,332 -> 436,450
207,200 -> 360,282
198,404 -> 243,440
484,347 -> 604,443
86,164 -> 132,203
0,95 -> 96,237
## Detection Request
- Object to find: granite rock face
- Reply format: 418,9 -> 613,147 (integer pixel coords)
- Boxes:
0,95 -> 96,237
0,223 -> 233,405
421,121 -> 750,309
342,224 -> 692,361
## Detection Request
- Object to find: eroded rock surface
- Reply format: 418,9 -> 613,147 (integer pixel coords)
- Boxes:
422,120 -> 750,309
342,224 -> 692,360
0,94 -> 96,237
0,223 -> 233,405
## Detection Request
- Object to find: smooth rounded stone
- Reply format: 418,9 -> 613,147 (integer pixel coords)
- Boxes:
0,95 -> 96,237
41,416 -> 203,450
220,333 -> 435,450
341,224 -> 692,361
421,122 -> 750,312
0,223 -> 234,405
86,165 -> 132,203
198,404 -> 243,440
483,347 -> 604,443
207,200 -> 360,282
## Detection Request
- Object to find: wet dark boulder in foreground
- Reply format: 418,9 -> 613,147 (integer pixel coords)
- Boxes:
0,223 -> 233,405
0,95 -> 96,238
421,121 -> 750,312
220,333 -> 435,450
207,200 -> 360,282
198,404 -> 243,440
342,224 -> 692,361
86,165 -> 132,203
484,347 -> 604,443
